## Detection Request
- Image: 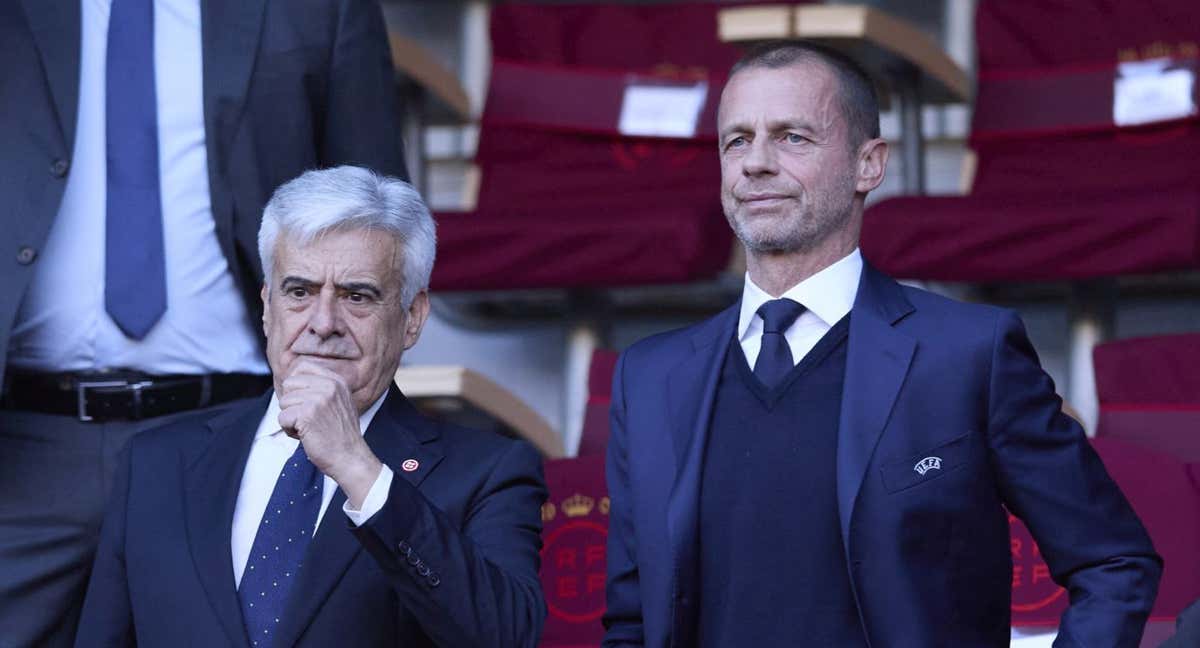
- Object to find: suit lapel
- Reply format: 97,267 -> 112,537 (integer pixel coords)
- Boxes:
836,264 -> 916,548
664,305 -> 737,647
184,394 -> 269,648
273,387 -> 445,647
19,0 -> 79,148
200,0 -> 265,174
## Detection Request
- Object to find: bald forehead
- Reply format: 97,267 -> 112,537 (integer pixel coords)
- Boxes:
717,61 -> 848,140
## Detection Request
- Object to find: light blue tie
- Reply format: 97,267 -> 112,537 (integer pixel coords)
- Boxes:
238,444 -> 322,648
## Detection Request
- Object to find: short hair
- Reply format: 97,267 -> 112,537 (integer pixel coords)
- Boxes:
729,40 -> 881,146
258,166 -> 437,308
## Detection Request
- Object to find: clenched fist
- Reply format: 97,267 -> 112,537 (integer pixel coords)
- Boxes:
278,359 -> 383,509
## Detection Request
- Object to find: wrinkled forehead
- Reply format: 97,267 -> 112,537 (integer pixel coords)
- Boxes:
271,227 -> 403,284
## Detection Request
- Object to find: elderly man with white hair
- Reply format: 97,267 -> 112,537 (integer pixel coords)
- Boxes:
75,166 -> 548,648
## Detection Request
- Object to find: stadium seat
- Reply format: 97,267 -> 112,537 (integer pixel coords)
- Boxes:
540,350 -> 617,646
861,0 -> 1200,281
430,2 -> 758,293
1094,333 -> 1200,461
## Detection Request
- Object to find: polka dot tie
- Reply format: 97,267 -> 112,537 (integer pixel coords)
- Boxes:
754,298 -> 806,389
238,443 -> 322,647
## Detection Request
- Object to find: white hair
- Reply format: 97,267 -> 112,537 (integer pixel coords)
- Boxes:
258,166 -> 436,307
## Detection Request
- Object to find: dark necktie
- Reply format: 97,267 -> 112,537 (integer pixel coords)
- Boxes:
754,298 -> 806,389
238,443 -> 322,648
105,0 -> 167,339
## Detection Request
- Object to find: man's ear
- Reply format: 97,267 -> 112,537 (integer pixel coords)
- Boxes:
855,138 -> 889,194
402,290 -> 431,350
260,284 -> 270,338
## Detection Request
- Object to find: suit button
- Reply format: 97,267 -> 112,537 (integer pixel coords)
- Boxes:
16,247 -> 36,265
406,553 -> 420,566
50,158 -> 69,177
397,541 -> 411,556
416,563 -> 431,577
428,573 -> 440,587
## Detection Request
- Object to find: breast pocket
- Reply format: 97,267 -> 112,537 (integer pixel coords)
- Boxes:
879,432 -> 972,494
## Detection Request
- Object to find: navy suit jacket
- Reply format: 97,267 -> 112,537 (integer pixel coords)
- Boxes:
75,388 -> 547,647
603,263 -> 1161,648
0,0 -> 407,382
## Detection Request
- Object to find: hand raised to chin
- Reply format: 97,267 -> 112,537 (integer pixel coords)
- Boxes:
277,359 -> 383,509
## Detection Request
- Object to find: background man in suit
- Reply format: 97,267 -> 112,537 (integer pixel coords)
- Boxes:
75,166 -> 547,647
0,1 -> 406,644
603,41 -> 1161,648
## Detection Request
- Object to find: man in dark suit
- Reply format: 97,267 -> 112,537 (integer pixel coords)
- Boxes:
0,1 -> 406,644
603,41 -> 1161,648
75,166 -> 547,647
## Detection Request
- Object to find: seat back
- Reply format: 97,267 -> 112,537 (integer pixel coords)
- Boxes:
540,349 -> 617,646
1094,333 -> 1200,461
970,0 -> 1200,199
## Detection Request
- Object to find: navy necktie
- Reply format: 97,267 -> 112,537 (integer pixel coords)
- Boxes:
754,298 -> 806,389
105,0 -> 167,339
239,443 -> 322,648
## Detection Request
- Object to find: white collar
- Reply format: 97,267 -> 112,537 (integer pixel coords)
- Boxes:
254,388 -> 389,441
737,248 -> 863,342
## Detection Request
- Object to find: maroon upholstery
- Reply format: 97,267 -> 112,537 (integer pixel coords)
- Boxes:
539,349 -> 617,646
578,349 -> 618,458
1094,334 -> 1200,462
863,189 -> 1200,282
488,1 -> 785,70
430,2 -> 775,292
540,454 -> 609,647
862,0 -> 1200,281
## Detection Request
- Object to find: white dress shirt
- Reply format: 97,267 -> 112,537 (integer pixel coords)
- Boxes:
231,391 -> 395,588
737,248 -> 863,370
8,0 -> 267,375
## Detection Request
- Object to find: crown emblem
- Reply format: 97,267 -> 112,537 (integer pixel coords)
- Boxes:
562,493 -> 595,518
541,502 -> 557,522
914,456 -> 942,476
599,496 -> 611,516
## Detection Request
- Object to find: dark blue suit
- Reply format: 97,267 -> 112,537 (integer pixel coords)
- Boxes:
76,388 -> 547,647
603,264 -> 1161,648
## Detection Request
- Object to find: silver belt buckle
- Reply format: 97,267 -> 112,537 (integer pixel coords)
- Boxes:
76,380 -> 130,422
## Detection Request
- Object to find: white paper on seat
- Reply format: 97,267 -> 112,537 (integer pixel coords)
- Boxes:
1113,58 -> 1197,127
618,82 -> 708,138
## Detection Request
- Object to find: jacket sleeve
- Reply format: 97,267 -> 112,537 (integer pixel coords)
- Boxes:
351,439 -> 547,647
321,0 -> 409,180
74,446 -> 136,648
986,310 -> 1162,648
602,352 -> 645,646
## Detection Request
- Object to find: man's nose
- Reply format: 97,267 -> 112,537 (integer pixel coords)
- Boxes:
307,289 -> 344,338
742,136 -> 777,176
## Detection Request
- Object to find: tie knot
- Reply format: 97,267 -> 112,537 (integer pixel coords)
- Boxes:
757,298 -> 805,334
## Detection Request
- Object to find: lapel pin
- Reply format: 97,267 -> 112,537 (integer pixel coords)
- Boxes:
401,459 -> 420,472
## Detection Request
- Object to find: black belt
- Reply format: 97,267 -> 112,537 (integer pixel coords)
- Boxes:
1,370 -> 273,422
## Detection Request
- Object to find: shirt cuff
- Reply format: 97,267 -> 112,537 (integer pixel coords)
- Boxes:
343,464 -> 394,527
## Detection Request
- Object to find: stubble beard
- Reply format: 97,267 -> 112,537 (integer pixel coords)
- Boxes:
723,179 -> 857,256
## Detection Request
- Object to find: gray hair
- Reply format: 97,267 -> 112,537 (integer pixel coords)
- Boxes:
258,166 -> 436,308
730,40 -> 881,147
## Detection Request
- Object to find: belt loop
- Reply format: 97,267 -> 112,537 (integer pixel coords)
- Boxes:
130,381 -> 149,420
199,374 -> 213,408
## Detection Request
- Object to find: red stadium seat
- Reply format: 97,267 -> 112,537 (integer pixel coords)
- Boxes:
540,349 -> 617,646
1094,333 -> 1200,460
429,2 -> 784,292
862,0 -> 1200,281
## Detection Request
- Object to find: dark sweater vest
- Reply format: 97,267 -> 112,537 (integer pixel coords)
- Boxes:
696,316 -> 867,647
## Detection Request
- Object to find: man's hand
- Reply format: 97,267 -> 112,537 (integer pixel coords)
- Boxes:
277,359 -> 383,509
